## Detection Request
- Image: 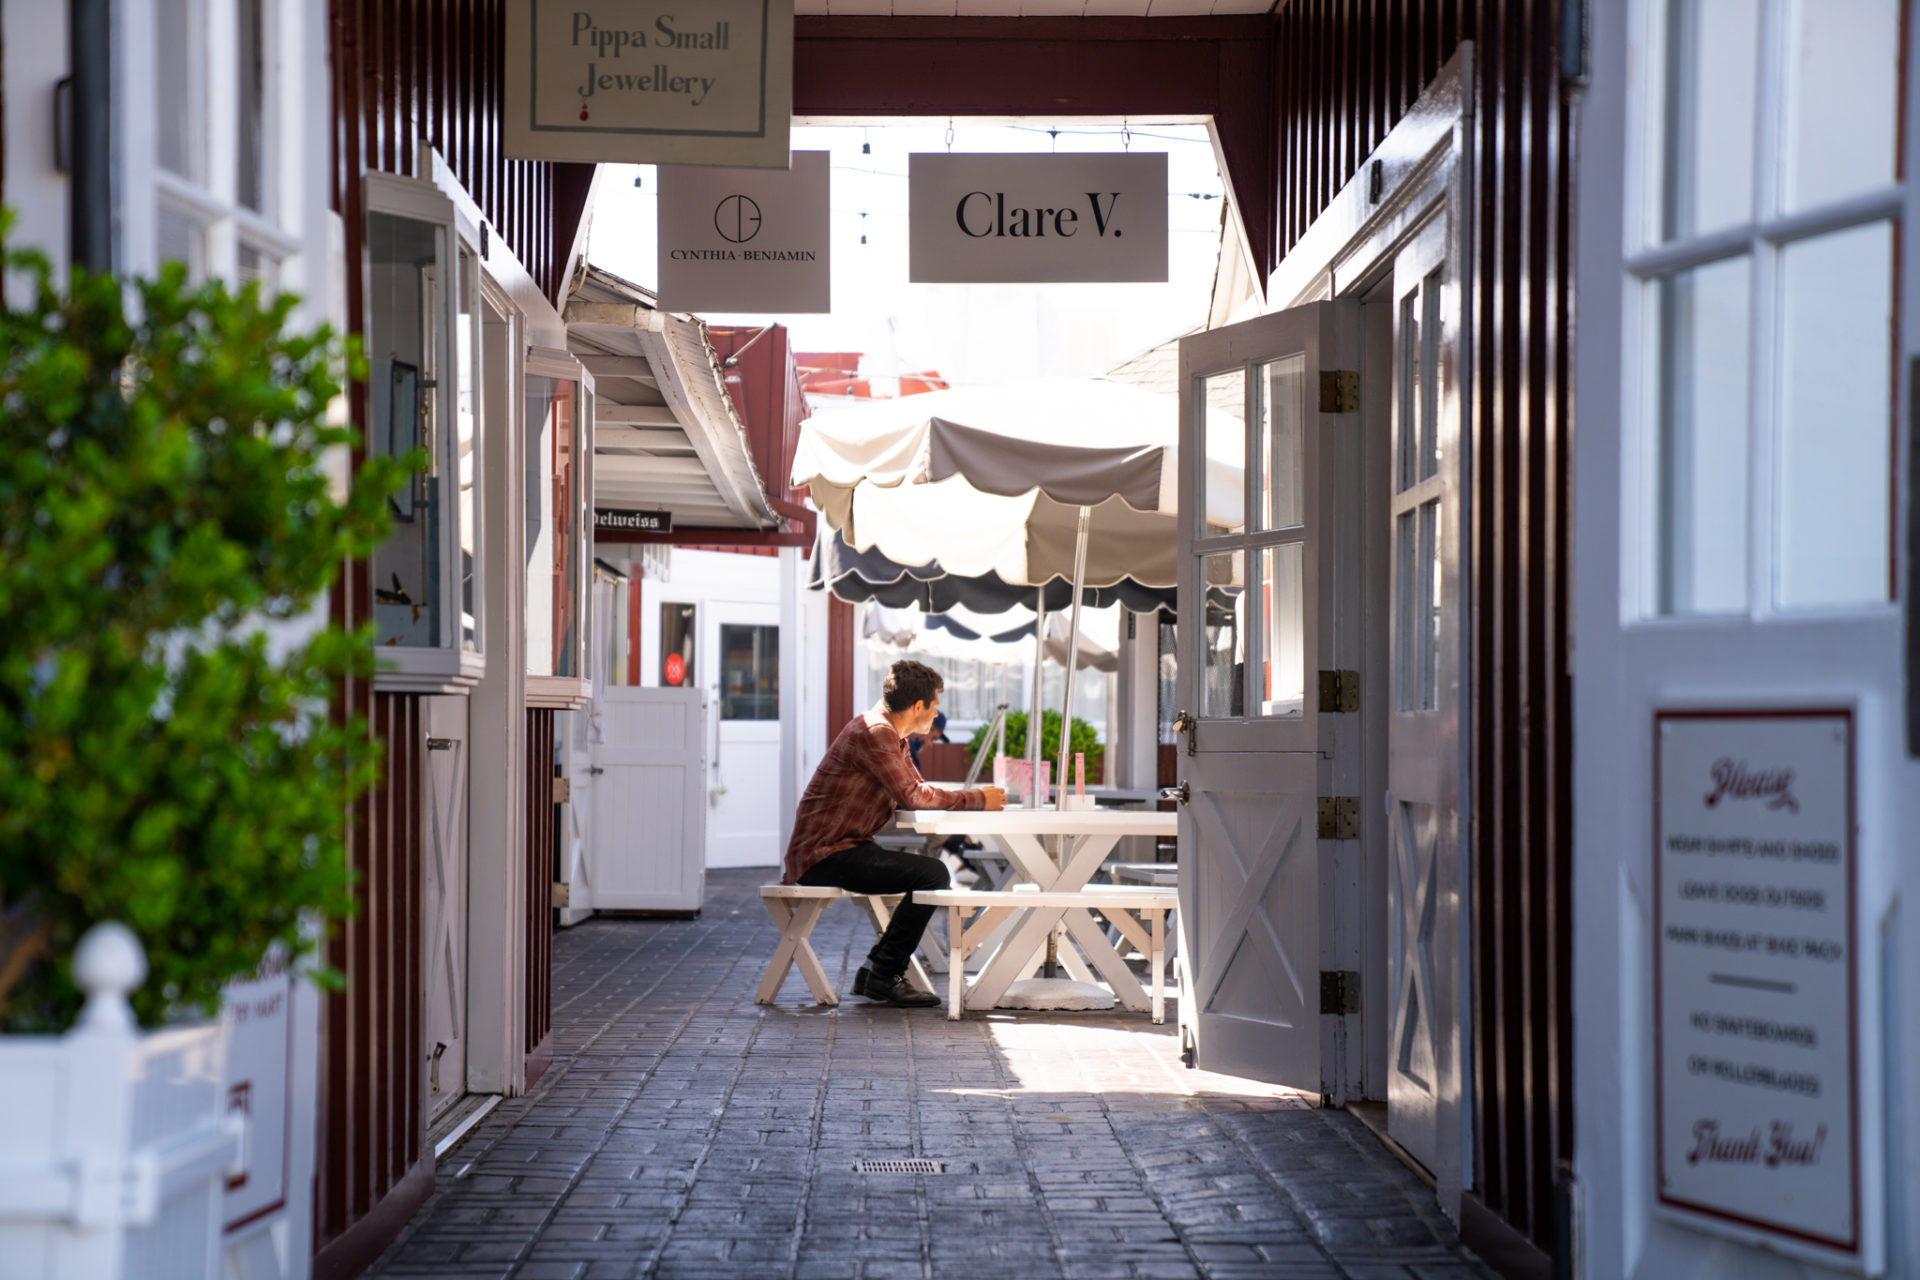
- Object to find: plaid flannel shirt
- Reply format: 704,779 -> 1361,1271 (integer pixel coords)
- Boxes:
782,707 -> 986,884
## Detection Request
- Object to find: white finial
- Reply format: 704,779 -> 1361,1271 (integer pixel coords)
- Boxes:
72,922 -> 146,1036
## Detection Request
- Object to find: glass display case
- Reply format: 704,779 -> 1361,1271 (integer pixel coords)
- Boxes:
365,174 -> 486,691
525,346 -> 594,705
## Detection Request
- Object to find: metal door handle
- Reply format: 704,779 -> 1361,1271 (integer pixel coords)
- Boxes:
1172,710 -> 1197,756
427,737 -> 455,751
588,766 -> 605,775
1160,781 -> 1190,805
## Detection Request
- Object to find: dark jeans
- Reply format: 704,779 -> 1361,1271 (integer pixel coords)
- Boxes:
798,841 -> 950,978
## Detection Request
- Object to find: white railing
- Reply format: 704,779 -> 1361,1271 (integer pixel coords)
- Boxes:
0,923 -> 242,1280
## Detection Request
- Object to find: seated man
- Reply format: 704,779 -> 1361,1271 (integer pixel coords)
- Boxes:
783,659 -> 1004,1007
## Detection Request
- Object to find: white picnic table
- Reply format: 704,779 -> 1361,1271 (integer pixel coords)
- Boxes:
894,806 -> 1177,1013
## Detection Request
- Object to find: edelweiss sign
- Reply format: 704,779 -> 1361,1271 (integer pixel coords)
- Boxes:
908,153 -> 1168,283
657,151 -> 830,313
504,0 -> 792,167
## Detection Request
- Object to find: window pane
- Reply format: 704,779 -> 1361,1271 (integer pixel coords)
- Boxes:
1396,287 -> 1425,491
236,0 -> 266,211
720,625 -> 780,720
1198,550 -> 1244,718
1783,0 -> 1899,212
660,602 -> 696,687
1661,0 -> 1760,239
156,205 -> 205,276
1776,221 -> 1893,608
1259,355 -> 1305,530
369,212 -> 446,649
1394,503 -> 1441,711
1201,369 -> 1246,537
457,248 -> 481,653
552,381 -> 579,677
1259,543 -> 1305,718
1656,256 -> 1751,615
524,374 -> 556,677
156,0 -> 200,180
1420,271 -> 1443,480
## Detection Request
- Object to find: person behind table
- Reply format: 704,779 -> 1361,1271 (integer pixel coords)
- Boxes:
907,709 -> 948,770
782,659 -> 1005,1006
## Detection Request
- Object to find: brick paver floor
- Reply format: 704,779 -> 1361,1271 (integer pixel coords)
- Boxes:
367,868 -> 1495,1280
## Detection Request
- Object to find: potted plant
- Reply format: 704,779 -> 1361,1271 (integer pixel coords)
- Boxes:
967,710 -> 1104,786
0,220 -> 409,1276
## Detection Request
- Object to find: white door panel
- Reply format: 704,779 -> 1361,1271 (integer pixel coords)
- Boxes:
1176,299 -> 1360,1097
422,694 -> 470,1117
588,686 -> 708,911
1383,213 -> 1466,1182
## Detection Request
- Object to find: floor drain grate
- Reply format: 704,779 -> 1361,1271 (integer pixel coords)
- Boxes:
855,1158 -> 946,1175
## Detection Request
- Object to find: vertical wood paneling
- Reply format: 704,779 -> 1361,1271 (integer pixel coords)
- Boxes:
524,708 -> 556,1085
1273,0 -> 1574,1259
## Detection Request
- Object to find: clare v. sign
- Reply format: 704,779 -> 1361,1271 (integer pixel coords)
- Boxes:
504,0 -> 792,168
908,153 -> 1168,284
595,508 -> 672,534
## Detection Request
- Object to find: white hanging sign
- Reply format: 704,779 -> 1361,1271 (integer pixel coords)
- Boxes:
908,152 -> 1167,283
657,151 -> 829,313
503,0 -> 792,168
1654,708 -> 1861,1259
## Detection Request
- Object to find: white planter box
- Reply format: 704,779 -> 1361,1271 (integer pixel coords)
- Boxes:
0,925 -> 242,1280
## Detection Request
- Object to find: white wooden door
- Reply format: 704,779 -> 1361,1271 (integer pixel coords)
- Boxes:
588,685 -> 708,911
422,694 -> 470,1117
705,602 -> 782,868
1383,215 -> 1466,1175
1175,300 -> 1360,1091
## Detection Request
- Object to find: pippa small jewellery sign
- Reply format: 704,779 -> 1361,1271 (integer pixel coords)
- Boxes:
1653,708 -> 1860,1257
907,152 -> 1168,284
504,0 -> 792,167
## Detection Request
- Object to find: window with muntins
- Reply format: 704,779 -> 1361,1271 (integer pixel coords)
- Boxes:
1630,0 -> 1903,617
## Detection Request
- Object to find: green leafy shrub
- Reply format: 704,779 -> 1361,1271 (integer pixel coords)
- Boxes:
966,710 -> 1102,779
0,217 -> 415,1031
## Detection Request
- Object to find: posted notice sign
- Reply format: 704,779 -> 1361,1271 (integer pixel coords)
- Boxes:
908,152 -> 1168,283
657,151 -> 829,313
1654,708 -> 1859,1256
504,0 -> 792,167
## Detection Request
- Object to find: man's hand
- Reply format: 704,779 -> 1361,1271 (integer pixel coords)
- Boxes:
980,786 -> 1006,811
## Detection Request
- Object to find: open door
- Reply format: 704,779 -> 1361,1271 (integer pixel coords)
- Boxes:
586,685 -> 709,912
1174,300 -> 1360,1092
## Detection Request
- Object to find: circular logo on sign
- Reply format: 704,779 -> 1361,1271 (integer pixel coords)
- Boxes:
664,652 -> 686,686
714,194 -> 763,244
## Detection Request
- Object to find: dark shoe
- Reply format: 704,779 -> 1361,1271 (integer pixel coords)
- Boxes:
855,966 -> 939,1007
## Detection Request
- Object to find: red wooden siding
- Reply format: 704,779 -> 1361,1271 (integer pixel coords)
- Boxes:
525,708 -> 556,1086
316,692 -> 429,1280
1272,0 -> 1574,1263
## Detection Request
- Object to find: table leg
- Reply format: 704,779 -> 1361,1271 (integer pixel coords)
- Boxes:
947,904 -> 964,1020
1150,910 -> 1166,1024
1058,908 -> 1149,1011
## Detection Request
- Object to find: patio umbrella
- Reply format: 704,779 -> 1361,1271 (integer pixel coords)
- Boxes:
793,377 -> 1243,807
809,527 -> 1176,616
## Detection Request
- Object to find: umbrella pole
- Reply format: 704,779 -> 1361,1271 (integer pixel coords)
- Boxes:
1055,505 -> 1092,812
1028,588 -> 1046,802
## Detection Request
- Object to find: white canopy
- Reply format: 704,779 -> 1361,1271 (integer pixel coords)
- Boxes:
791,378 -> 1243,588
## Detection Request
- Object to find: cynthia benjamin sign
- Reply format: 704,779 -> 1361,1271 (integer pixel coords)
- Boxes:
504,0 -> 792,167
1654,708 -> 1859,1257
657,151 -> 829,313
908,152 -> 1168,284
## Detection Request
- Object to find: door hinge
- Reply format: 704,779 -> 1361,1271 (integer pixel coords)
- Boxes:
1316,796 -> 1360,840
553,880 -> 571,909
1317,669 -> 1359,713
1320,970 -> 1361,1014
1318,370 -> 1359,413
552,777 -> 572,804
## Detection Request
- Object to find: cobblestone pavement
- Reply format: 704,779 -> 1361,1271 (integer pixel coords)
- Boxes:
367,869 -> 1495,1280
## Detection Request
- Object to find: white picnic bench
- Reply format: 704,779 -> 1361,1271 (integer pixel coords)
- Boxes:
754,884 -> 943,1007
917,885 -> 1179,1023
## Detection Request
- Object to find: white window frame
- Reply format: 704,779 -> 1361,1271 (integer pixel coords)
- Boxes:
525,345 -> 595,709
364,171 -> 487,693
1623,0 -> 1905,623
118,0 -> 310,293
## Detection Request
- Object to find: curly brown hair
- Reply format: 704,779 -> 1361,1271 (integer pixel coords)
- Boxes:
882,659 -> 944,712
